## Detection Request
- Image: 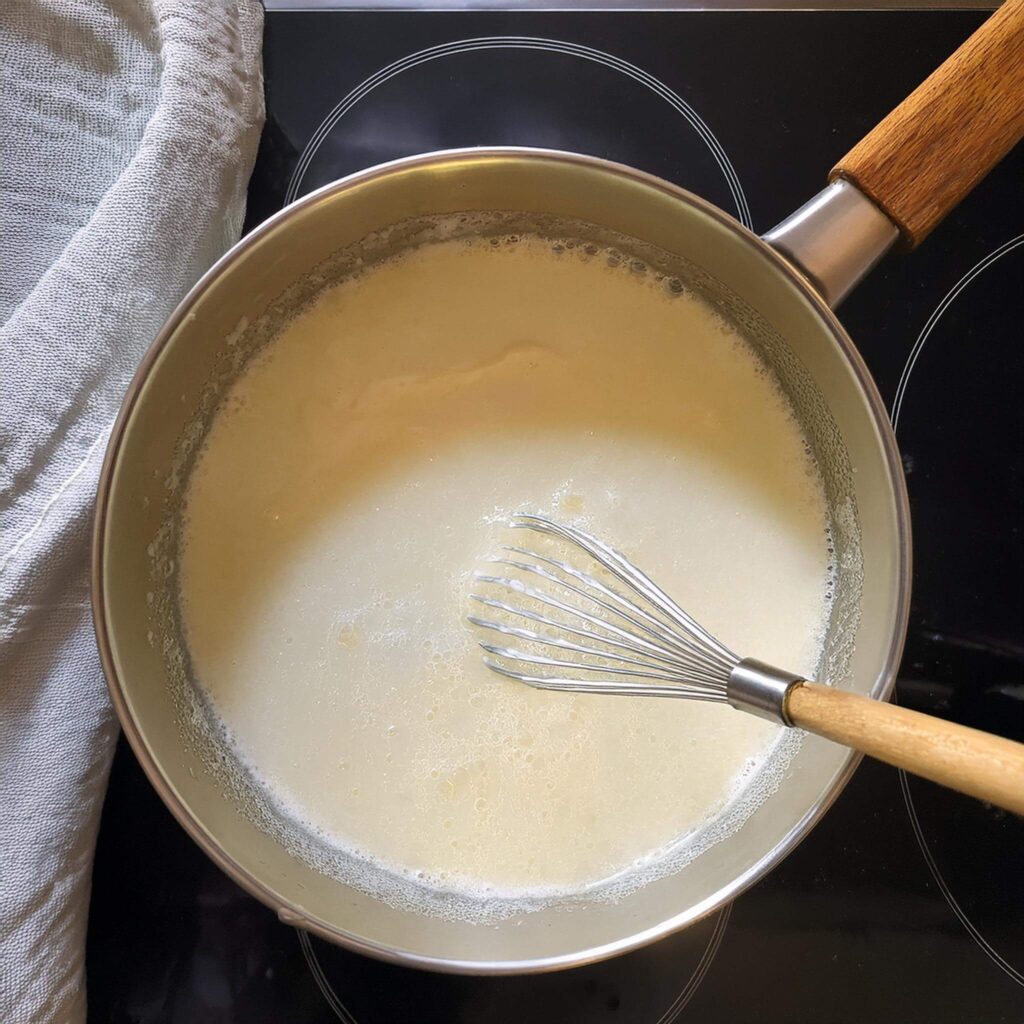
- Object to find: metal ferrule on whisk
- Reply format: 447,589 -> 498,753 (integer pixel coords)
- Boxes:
726,659 -> 805,726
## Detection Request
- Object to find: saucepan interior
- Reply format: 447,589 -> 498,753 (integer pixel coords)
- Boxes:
94,149 -> 910,972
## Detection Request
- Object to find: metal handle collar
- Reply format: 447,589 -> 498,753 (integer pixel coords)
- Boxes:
727,658 -> 805,725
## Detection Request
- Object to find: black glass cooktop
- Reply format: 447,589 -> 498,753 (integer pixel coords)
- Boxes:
87,8 -> 1024,1022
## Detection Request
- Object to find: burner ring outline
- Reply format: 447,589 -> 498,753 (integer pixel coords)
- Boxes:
891,232 -> 1024,987
285,35 -> 752,230
298,904 -> 732,1024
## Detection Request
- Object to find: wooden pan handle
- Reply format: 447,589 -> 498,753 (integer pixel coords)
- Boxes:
787,682 -> 1024,815
830,0 -> 1024,249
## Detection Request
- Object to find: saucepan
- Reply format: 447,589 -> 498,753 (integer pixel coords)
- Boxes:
93,3 -> 1024,972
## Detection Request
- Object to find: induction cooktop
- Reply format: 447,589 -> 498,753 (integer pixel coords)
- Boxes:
88,5 -> 1023,1022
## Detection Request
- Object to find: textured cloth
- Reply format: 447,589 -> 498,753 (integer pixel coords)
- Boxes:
0,2 -> 264,1019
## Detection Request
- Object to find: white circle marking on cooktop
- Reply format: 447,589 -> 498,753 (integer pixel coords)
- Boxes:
296,905 -> 732,1024
891,234 -> 1024,432
284,35 -> 752,230
299,929 -> 360,1024
892,232 -> 1024,988
654,905 -> 732,1024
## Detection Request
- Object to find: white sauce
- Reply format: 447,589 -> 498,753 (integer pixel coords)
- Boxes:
179,236 -> 833,901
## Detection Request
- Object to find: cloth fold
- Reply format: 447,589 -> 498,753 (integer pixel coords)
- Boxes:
1,2 -> 264,1019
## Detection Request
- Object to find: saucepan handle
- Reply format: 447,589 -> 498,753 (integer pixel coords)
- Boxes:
786,682 -> 1024,816
764,0 -> 1024,307
830,0 -> 1024,250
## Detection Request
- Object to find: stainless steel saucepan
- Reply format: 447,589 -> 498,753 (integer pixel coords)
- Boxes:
93,3 -> 1024,972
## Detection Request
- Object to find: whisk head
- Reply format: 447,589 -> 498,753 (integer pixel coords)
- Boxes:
468,513 -> 742,701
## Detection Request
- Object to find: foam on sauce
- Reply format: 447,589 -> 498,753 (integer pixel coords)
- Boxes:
179,235 -> 834,906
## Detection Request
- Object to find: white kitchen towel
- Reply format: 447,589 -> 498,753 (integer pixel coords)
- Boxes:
0,2 -> 264,1019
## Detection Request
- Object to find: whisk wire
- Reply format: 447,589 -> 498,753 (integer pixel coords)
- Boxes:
470,514 -> 742,700
496,548 -> 733,676
483,658 -> 731,701
479,642 -> 716,686
466,608 -> 719,679
513,514 -> 737,665
481,558 -> 725,676
471,573 -> 699,671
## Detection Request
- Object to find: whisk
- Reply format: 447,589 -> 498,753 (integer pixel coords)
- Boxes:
470,514 -> 1024,815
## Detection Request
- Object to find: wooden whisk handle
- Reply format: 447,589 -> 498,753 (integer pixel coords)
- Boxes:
787,682 -> 1024,815
830,0 -> 1024,248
